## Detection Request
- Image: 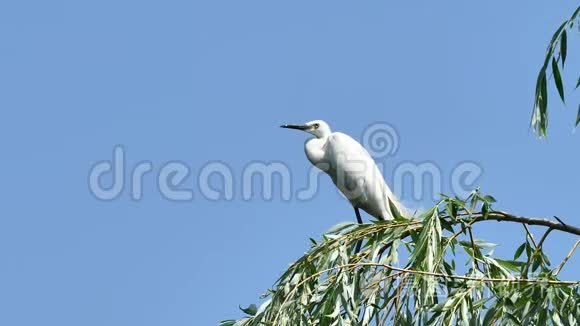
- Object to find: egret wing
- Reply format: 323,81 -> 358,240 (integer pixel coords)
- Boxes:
325,133 -> 380,202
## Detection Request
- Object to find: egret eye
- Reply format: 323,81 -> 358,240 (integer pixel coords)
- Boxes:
314,123 -> 320,129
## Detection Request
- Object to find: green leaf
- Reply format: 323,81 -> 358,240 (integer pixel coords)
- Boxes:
325,221 -> 356,235
571,6 -> 580,21
445,201 -> 458,220
540,71 -> 548,134
495,258 -> 525,272
552,57 -> 565,103
483,195 -> 497,203
389,198 -> 404,220
483,306 -> 497,325
531,254 -> 542,272
506,312 -> 522,324
514,243 -> 526,260
553,311 -> 564,326
532,70 -> 548,137
560,29 -> 567,65
239,304 -> 258,316
460,298 -> 469,323
538,307 -> 548,325
525,240 -> 532,257
576,104 -> 580,127
482,202 -> 490,219
576,76 -> 580,89
542,251 -> 551,266
465,240 -> 497,248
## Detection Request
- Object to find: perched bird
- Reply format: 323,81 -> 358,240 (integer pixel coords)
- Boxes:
281,120 -> 405,224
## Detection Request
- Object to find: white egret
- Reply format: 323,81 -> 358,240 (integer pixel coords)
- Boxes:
281,120 -> 405,225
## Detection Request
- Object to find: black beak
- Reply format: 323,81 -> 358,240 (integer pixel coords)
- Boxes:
280,124 -> 309,130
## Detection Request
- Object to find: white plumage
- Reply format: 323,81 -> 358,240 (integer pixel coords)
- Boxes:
281,120 -> 404,221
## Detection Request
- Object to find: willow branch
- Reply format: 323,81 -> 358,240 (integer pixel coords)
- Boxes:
373,211 -> 578,262
458,211 -> 580,236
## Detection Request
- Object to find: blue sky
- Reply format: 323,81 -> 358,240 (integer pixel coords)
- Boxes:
1,1 -> 579,325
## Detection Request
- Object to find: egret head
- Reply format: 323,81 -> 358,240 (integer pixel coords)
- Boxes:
280,120 -> 331,138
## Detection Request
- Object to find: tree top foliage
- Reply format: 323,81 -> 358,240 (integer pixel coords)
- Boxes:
222,191 -> 579,325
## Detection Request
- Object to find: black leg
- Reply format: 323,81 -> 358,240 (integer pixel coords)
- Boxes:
354,207 -> 363,253
354,207 -> 363,224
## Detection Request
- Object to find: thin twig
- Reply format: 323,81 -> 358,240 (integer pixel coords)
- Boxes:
537,228 -> 554,249
553,215 -> 567,227
554,240 -> 580,276
467,227 -> 482,271
360,262 -> 578,285
522,224 -> 538,248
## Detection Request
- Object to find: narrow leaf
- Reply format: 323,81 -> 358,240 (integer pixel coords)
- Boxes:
483,306 -> 497,325
514,243 -> 526,260
483,195 -> 497,203
532,70 -> 548,137
540,71 -> 548,135
560,30 -> 567,65
482,202 -> 489,219
571,6 -> 580,21
552,57 -> 565,103
495,258 -> 525,272
388,197 -> 403,220
239,304 -> 258,316
325,222 -> 356,235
